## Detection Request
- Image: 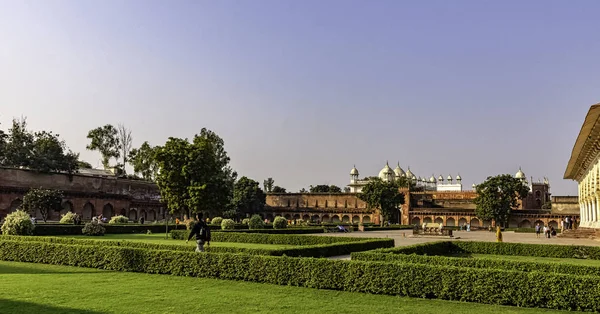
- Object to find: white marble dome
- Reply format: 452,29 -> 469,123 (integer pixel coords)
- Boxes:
394,163 -> 406,177
515,167 -> 526,179
350,165 -> 359,176
378,162 -> 394,181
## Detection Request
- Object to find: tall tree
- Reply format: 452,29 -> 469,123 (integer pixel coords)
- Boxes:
21,188 -> 64,222
0,122 -> 6,165
263,178 -> 274,193
358,178 -> 405,225
474,174 -> 530,227
232,176 -> 266,219
154,128 -> 236,217
128,141 -> 159,181
4,117 -> 34,168
308,184 -> 342,193
117,123 -> 133,172
271,186 -> 286,193
86,124 -> 120,169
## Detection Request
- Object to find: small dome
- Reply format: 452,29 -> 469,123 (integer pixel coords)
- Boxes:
405,167 -> 413,178
350,165 -> 359,176
429,175 -> 436,183
394,162 -> 406,177
456,174 -> 462,181
378,162 -> 394,181
447,175 -> 453,181
472,183 -> 476,188
411,174 -> 417,181
438,175 -> 444,182
515,167 -> 525,179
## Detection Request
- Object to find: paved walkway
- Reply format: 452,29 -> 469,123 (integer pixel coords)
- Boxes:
324,230 -> 600,260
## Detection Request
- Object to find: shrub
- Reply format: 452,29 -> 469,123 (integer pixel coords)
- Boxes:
242,218 -> 250,225
109,215 -> 129,224
59,212 -> 76,224
273,217 -> 287,229
1,239 -> 599,311
221,219 -> 235,230
1,210 -> 35,236
248,215 -> 264,230
82,222 -> 105,236
211,217 -> 223,226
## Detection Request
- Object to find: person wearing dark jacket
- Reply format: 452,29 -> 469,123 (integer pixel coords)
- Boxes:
186,213 -> 210,252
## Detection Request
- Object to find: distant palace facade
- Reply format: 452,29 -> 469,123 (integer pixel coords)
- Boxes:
265,163 -> 579,228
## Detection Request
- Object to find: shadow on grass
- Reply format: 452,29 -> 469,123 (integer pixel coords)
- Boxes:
0,263 -> 111,275
0,299 -> 106,314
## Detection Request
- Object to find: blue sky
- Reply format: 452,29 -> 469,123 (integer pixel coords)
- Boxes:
1,0 -> 599,195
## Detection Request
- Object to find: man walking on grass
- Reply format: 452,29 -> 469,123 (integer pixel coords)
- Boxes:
185,213 -> 211,252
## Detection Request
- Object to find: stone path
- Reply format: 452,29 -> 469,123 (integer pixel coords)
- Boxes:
325,230 -> 600,260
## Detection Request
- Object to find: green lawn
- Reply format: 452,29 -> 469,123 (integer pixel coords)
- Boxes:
61,233 -> 295,249
0,261 -> 569,314
448,253 -> 600,267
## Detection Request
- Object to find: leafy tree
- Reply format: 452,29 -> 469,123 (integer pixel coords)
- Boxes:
343,187 -> 351,193
154,128 -> 236,217
20,188 -> 64,222
358,178 -> 405,226
299,188 -> 307,193
78,160 -> 93,169
263,178 -> 274,193
2,118 -> 79,173
117,123 -> 133,172
474,174 -> 530,227
232,177 -> 266,219
86,124 -> 120,169
128,141 -> 159,181
271,186 -> 287,193
308,184 -> 343,193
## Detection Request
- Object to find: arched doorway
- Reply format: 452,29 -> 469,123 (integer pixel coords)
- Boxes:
311,215 -> 320,222
520,220 -> 531,228
509,219 -> 519,228
332,215 -> 340,223
483,220 -> 491,227
411,217 -> 421,225
446,217 -> 456,226
82,202 -> 94,220
434,217 -> 444,224
9,199 -> 22,212
548,220 -> 558,228
322,215 -> 331,223
534,220 -> 544,227
284,214 -> 292,220
423,217 -> 432,224
102,204 -> 114,219
128,209 -> 138,221
470,218 -> 480,227
362,216 -> 371,223
302,214 -> 310,221
61,201 -> 73,216
342,215 -> 350,223
293,214 -> 301,220
120,208 -> 126,216
140,209 -> 147,221
147,209 -> 156,221
458,218 -> 467,226
352,215 -> 360,223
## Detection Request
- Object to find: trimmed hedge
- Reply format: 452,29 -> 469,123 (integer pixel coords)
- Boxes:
170,231 -> 372,245
2,239 -> 600,311
33,224 -> 187,236
0,235 -> 393,258
172,228 -> 324,237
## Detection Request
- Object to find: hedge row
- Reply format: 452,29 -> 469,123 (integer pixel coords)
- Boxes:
169,231 -> 371,245
367,241 -> 600,260
352,250 -> 600,277
33,224 -> 187,236
1,240 -> 600,311
0,235 -> 393,258
210,228 -> 325,234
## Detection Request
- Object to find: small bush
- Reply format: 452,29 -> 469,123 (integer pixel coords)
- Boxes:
82,222 -> 105,236
184,219 -> 195,230
211,217 -> 223,226
221,219 -> 235,230
109,215 -> 129,224
1,210 -> 35,236
59,212 -> 76,224
242,218 -> 250,225
146,230 -> 152,235
248,215 -> 264,230
273,217 -> 288,229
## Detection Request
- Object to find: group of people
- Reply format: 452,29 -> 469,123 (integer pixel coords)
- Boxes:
535,223 -> 557,238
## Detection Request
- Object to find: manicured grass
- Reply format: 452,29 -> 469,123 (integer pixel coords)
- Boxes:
0,261 -> 569,314
61,234 -> 295,249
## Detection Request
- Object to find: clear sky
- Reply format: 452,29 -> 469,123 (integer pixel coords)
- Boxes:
1,0 -> 598,195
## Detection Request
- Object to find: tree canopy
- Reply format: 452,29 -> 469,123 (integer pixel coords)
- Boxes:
21,188 -> 64,222
309,185 -> 343,193
86,124 -> 120,169
474,174 -> 530,227
231,176 -> 266,219
154,128 -> 236,217
0,118 -> 79,173
271,186 -> 286,193
263,178 -> 274,193
128,141 -> 159,181
358,178 -> 405,225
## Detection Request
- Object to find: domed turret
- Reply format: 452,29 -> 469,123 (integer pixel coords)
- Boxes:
378,162 -> 394,182
515,167 -> 525,180
405,167 -> 413,179
456,174 -> 462,181
472,183 -> 476,189
447,175 -> 453,182
350,165 -> 359,176
438,175 -> 444,182
429,175 -> 436,183
394,162 -> 406,177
